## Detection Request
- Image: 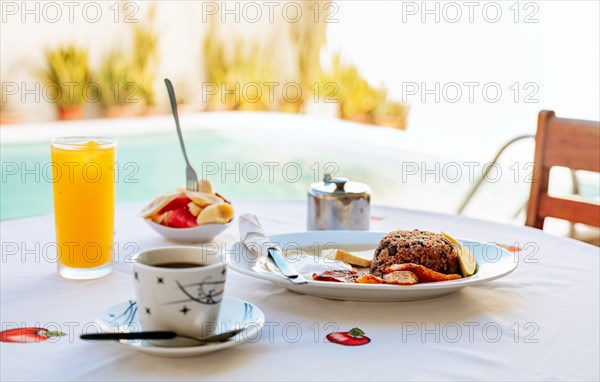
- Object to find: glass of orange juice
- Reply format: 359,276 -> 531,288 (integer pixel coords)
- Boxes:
51,137 -> 116,279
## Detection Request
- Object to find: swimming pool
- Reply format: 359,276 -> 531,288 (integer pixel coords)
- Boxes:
1,112 -> 594,222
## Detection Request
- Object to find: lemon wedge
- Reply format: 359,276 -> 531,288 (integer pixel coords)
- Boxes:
442,232 -> 477,277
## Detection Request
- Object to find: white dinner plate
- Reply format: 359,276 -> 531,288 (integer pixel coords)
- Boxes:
94,297 -> 265,357
227,231 -> 518,302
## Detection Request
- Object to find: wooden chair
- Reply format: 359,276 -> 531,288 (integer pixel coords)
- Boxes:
526,110 -> 600,230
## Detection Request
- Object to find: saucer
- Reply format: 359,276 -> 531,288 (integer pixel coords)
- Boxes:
94,297 -> 265,357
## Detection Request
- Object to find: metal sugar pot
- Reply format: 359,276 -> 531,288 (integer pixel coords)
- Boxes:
307,174 -> 371,230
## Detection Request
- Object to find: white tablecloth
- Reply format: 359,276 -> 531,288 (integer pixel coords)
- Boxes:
1,199 -> 599,381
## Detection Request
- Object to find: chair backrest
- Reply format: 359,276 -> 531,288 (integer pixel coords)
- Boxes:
526,110 -> 600,229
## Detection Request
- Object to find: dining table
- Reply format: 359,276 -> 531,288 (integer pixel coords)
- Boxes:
1,199 -> 599,381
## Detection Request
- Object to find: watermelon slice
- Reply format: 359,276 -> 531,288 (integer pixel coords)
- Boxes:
164,206 -> 198,228
157,195 -> 192,215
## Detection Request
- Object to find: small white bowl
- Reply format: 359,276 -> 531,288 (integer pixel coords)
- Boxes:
144,219 -> 231,243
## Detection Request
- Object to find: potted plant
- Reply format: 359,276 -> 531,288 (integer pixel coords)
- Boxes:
37,45 -> 90,120
226,43 -> 275,111
95,50 -> 141,118
288,2 -> 329,112
318,53 -> 409,128
318,54 -> 376,123
131,5 -> 159,115
202,22 -> 274,112
0,84 -> 20,124
374,99 -> 409,130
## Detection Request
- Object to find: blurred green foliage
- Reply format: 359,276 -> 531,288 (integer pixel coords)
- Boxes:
318,53 -> 408,129
95,50 -> 137,107
201,4 -> 407,128
130,5 -> 159,107
36,45 -> 90,108
203,21 -> 275,111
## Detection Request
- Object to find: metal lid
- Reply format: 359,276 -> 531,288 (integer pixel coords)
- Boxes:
308,174 -> 370,196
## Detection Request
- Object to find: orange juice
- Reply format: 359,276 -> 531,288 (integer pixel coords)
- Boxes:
51,137 -> 116,279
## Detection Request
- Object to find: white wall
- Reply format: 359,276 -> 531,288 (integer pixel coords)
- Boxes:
326,1 -> 599,149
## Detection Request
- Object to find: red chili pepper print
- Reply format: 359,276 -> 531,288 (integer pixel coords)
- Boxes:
0,327 -> 66,343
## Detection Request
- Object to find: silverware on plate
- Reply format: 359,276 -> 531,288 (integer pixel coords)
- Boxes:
238,214 -> 308,284
267,247 -> 308,284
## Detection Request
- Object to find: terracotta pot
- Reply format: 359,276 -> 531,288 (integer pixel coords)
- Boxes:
207,100 -> 236,112
0,111 -> 21,125
140,105 -> 162,116
280,100 -> 303,114
344,113 -> 374,125
175,103 -> 198,114
105,105 -> 141,118
57,106 -> 84,120
374,115 -> 408,130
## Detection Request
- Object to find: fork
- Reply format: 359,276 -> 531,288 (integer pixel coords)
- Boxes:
164,78 -> 199,191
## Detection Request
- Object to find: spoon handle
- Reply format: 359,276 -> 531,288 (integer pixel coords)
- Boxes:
164,78 -> 191,166
80,328 -> 244,343
81,331 -> 177,341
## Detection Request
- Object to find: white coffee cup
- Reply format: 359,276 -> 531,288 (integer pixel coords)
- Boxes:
133,246 -> 227,347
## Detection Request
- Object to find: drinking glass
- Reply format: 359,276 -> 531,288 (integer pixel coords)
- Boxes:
51,137 -> 116,279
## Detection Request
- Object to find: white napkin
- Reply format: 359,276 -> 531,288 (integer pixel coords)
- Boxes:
238,213 -> 279,259
238,214 -> 354,277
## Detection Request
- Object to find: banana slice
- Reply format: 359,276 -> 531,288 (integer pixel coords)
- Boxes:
197,179 -> 214,194
138,191 -> 182,218
182,190 -> 223,207
196,202 -> 234,225
188,202 -> 203,217
153,212 -> 168,224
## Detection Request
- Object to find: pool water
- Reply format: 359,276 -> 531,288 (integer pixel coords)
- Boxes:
2,121 -> 596,222
2,127 -> 428,219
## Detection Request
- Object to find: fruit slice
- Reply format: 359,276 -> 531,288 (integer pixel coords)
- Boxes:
138,191 -> 182,218
215,192 -> 231,204
157,195 -> 192,215
326,328 -> 370,346
196,202 -> 234,225
187,202 -> 203,217
152,212 -> 168,225
441,232 -> 477,277
197,179 -> 214,194
182,190 -> 224,207
335,249 -> 373,267
164,207 -> 198,228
